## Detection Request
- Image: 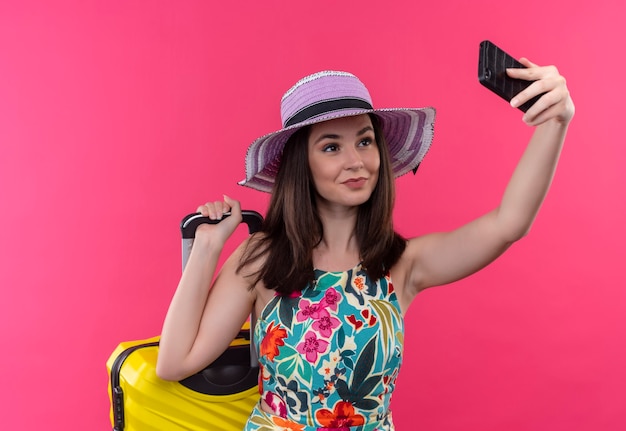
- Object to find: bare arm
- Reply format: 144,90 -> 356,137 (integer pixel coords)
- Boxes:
403,58 -> 575,296
156,196 -> 256,381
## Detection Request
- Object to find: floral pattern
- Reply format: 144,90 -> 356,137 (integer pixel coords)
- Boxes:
316,401 -> 365,428
244,263 -> 403,431
261,321 -> 289,362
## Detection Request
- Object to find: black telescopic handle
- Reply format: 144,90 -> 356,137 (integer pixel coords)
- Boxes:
180,210 -> 263,238
179,209 -> 264,369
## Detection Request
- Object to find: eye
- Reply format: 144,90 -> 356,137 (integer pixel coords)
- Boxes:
358,137 -> 374,147
322,143 -> 339,152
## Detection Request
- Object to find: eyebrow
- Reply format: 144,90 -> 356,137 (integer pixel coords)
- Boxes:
313,126 -> 374,145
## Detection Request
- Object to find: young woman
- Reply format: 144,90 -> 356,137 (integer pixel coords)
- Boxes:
157,62 -> 574,430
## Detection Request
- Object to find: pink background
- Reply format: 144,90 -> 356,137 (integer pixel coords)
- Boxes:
1,1 -> 625,429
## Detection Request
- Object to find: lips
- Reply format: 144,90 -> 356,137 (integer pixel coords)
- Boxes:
342,178 -> 368,189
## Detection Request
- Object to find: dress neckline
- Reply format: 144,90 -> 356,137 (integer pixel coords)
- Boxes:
313,261 -> 362,275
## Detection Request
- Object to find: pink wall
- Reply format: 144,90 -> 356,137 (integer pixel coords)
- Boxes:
1,1 -> 624,429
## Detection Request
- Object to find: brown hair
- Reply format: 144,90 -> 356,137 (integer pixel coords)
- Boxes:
238,114 -> 406,295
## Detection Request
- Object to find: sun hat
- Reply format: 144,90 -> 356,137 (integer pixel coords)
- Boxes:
239,70 -> 436,193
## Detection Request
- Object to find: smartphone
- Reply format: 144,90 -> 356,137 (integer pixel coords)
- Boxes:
478,40 -> 542,112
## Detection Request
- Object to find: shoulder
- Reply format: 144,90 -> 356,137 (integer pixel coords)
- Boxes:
236,232 -> 277,316
225,232 -> 267,281
212,233 -> 272,313
233,232 -> 273,293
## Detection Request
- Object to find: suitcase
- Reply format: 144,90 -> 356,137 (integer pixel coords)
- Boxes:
107,210 -> 263,431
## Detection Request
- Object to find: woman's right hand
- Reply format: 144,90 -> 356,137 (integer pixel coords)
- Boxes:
194,195 -> 243,248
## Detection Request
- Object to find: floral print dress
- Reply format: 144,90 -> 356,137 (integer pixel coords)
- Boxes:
243,263 -> 404,431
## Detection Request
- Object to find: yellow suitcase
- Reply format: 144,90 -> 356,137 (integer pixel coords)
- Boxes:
107,327 -> 259,430
107,211 -> 263,430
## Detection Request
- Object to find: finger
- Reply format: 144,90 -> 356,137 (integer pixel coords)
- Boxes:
196,203 -> 211,217
507,65 -> 540,82
196,201 -> 227,220
509,64 -> 560,86
511,71 -> 565,109
523,87 -> 571,126
222,194 -> 239,210
523,99 -> 565,126
223,195 -> 242,223
510,78 -> 546,109
505,57 -> 534,80
518,57 -> 538,68
204,203 -> 221,220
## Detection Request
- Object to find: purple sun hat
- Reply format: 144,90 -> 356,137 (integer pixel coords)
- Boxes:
239,71 -> 436,193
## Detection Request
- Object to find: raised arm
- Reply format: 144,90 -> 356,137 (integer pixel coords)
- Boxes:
156,196 -> 257,381
401,58 -> 575,298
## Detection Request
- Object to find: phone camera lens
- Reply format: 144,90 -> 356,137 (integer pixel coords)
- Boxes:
484,68 -> 492,80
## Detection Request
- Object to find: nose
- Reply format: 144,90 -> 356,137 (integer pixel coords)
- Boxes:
343,145 -> 364,170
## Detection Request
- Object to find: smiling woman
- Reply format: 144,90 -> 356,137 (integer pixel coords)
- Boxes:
156,67 -> 574,430
307,115 -> 381,209
1,0 -> 622,429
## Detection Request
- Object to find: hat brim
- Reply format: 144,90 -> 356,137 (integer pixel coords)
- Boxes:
239,107 -> 436,193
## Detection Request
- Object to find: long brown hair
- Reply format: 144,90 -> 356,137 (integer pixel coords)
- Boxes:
238,114 -> 406,295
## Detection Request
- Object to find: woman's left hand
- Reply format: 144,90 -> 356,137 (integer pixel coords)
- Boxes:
507,58 -> 575,127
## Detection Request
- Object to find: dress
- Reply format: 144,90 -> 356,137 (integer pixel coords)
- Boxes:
244,263 -> 404,431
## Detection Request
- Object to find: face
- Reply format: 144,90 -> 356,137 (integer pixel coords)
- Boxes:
307,114 -> 380,210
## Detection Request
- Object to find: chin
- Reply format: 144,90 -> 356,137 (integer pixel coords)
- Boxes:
340,191 -> 374,207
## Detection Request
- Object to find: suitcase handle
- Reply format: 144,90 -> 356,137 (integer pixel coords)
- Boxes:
180,210 -> 263,239
179,210 -> 263,370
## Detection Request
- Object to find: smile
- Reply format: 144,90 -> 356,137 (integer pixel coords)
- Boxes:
342,178 -> 368,189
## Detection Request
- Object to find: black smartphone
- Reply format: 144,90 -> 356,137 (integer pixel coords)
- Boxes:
478,40 -> 542,112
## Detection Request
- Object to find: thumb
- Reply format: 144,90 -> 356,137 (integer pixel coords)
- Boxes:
223,195 -> 242,222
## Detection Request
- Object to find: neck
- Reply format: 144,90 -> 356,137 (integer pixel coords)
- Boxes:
313,204 -> 360,271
